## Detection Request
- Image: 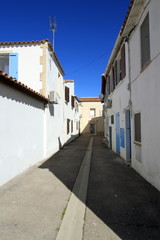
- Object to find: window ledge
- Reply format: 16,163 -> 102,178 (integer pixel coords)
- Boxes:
134,141 -> 142,146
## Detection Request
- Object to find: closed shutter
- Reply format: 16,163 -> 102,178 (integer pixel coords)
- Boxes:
141,13 -> 150,68
9,53 -> 18,80
114,61 -> 118,86
112,66 -> 115,90
101,75 -> 106,95
108,75 -> 110,94
67,119 -> 70,134
120,44 -> 126,80
71,96 -> 75,108
65,86 -> 69,102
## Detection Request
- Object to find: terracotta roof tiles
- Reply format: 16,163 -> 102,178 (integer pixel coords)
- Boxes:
0,71 -> 49,103
79,97 -> 101,102
0,39 -> 65,75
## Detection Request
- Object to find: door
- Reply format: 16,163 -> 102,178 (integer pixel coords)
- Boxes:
109,126 -> 112,149
125,110 -> 131,161
90,123 -> 96,135
116,113 -> 120,154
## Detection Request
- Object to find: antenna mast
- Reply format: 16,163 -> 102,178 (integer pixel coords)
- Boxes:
50,16 -> 56,49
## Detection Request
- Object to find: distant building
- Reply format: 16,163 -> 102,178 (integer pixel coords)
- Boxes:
101,0 -> 160,190
79,97 -> 104,136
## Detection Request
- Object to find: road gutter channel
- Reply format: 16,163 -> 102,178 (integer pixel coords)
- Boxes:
55,137 -> 93,240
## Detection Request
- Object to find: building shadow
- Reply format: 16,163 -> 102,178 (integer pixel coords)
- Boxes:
39,136 -> 160,240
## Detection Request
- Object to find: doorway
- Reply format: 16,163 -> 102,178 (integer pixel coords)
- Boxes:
116,113 -> 120,155
90,123 -> 96,135
125,110 -> 131,162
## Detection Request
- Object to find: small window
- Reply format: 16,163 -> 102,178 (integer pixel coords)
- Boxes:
134,113 -> 141,142
141,13 -> 150,69
0,54 -> 9,74
120,44 -> 126,80
0,53 -> 18,79
111,115 -> 114,124
71,120 -> 73,133
71,96 -> 75,108
90,108 -> 96,116
65,86 -> 70,102
67,119 -> 70,134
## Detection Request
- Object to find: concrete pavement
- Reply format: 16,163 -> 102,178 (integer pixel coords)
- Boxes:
0,135 -> 160,240
84,136 -> 160,240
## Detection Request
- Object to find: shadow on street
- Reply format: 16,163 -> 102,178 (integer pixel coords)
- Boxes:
39,136 -> 160,240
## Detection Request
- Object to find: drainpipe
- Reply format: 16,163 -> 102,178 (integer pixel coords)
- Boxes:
126,37 -> 132,115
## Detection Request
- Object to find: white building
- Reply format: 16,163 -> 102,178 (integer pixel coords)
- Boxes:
64,80 -> 80,143
101,0 -> 160,190
0,40 -> 80,186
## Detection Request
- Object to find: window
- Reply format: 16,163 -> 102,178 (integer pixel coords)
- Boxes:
67,119 -> 70,134
111,115 -> 114,124
71,120 -> 73,133
134,113 -> 141,142
71,96 -> 75,108
0,54 -> 9,73
114,61 -> 118,86
0,53 -> 18,79
101,75 -> 106,95
76,122 -> 79,130
120,44 -> 126,80
141,13 -> 150,69
90,108 -> 96,116
117,56 -> 121,83
112,66 -> 116,90
65,86 -> 70,102
107,75 -> 111,95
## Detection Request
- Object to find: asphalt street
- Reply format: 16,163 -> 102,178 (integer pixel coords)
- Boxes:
0,136 -> 160,240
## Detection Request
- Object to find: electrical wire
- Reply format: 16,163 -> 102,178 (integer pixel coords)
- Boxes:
65,51 -> 108,76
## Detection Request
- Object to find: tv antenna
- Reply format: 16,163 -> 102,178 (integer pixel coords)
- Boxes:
50,16 -> 57,49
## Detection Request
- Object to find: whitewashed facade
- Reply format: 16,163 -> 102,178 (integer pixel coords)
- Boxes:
64,80 -> 80,143
0,40 -> 80,186
101,0 -> 160,190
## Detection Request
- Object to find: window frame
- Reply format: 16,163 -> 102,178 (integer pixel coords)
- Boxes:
134,112 -> 141,143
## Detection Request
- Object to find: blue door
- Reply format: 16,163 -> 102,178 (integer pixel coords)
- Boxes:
109,126 -> 112,149
116,113 -> 120,154
125,110 -> 131,161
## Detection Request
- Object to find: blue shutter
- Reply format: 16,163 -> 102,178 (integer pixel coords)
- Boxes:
120,128 -> 125,148
9,53 -> 18,80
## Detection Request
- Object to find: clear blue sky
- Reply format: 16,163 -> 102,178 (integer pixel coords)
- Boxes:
0,0 -> 130,98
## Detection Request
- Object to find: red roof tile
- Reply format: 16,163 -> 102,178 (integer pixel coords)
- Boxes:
0,39 -> 65,75
0,71 -> 49,103
79,97 -> 101,102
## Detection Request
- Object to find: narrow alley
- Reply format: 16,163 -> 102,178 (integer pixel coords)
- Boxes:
0,136 -> 160,240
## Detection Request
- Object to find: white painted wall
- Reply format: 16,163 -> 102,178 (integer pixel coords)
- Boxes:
104,43 -> 130,160
64,81 -> 80,143
130,0 -> 160,190
44,48 -> 65,158
0,44 -> 42,92
0,83 -> 45,186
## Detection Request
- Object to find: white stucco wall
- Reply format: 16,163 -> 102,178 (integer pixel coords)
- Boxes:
105,43 -> 130,160
0,83 -> 45,186
64,81 -> 80,143
44,47 -> 65,157
130,0 -> 160,190
0,44 -> 42,92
